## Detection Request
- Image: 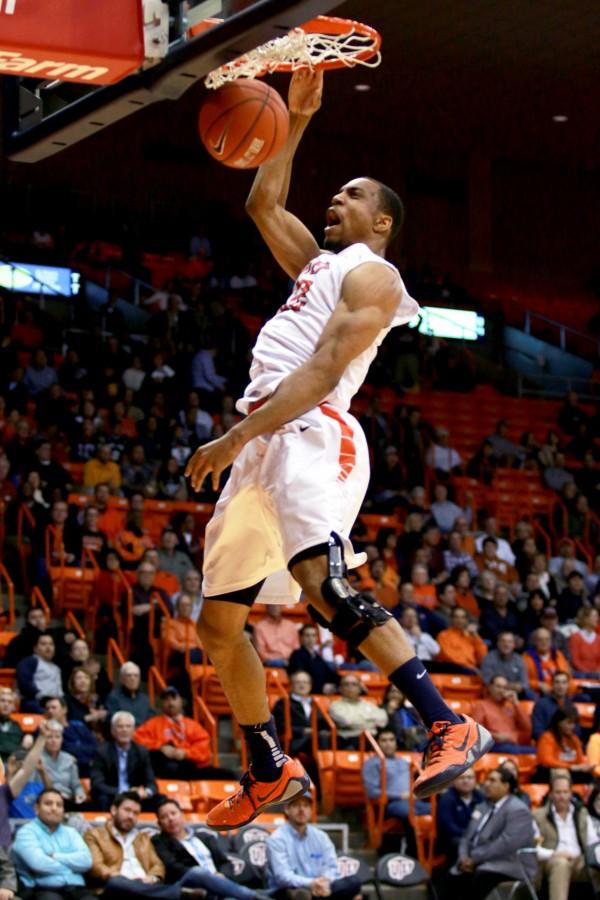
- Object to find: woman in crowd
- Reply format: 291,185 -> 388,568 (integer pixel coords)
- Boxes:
569,607 -> 600,677
536,709 -> 593,783
450,565 -> 480,619
66,667 -> 108,732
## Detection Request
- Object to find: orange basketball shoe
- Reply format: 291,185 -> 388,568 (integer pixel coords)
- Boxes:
206,757 -> 310,830
413,715 -> 493,800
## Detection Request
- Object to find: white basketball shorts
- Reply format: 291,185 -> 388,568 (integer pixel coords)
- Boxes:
202,402 -> 369,602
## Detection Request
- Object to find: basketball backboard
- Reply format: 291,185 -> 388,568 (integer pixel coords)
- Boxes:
1,0 -> 340,163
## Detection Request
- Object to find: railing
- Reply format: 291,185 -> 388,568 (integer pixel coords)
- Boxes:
30,586 -> 51,618
106,638 -> 126,682
0,565 -> 15,625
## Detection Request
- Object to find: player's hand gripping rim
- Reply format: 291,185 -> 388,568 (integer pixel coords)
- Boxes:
185,428 -> 246,493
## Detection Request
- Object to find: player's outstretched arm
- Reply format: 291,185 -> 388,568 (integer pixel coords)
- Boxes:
186,263 -> 403,491
245,69 -> 322,279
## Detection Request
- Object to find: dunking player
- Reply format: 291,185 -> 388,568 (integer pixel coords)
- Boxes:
185,69 -> 492,829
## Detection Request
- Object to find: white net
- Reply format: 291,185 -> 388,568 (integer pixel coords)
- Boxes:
204,25 -> 381,89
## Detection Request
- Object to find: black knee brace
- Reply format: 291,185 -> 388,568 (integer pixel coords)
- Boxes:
307,532 -> 392,648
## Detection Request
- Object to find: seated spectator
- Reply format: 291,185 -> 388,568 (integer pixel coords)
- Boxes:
34,720 -> 86,810
524,628 -> 572,696
157,457 -> 188,501
80,505 -> 108,558
479,583 -> 521,641
91,711 -> 157,812
273,670 -> 320,757
173,517 -> 201,567
115,517 -> 154,571
61,638 -> 111,702
474,538 -> 519,586
398,607 -> 440,662
474,516 -> 515,565
486,419 -> 526,467
393,583 -> 446,638
514,535 -> 539,583
443,535 -> 478,581
549,538 -> 588,580
84,444 -> 122,494
569,607 -> 600,676
105,662 -> 155,727
530,552 -> 558,601
450,564 -> 479,618
425,427 -> 463,478
540,607 -> 569,656
66,667 -> 108,730
328,674 -> 387,749
534,771 -> 600,898
362,728 -> 429,846
2,722 -> 52,825
471,675 -> 534,754
170,569 -> 203,622
162,593 -> 204,682
252,605 -> 300,668
129,563 -> 172,672
499,757 -> 532,807
17,633 -> 64,713
379,684 -> 427,750
288,624 -> 339,695
442,767 -> 536,900
520,590 -> 547,639
156,527 -> 193,587
120,444 -> 156,497
411,564 -> 438,610
532,671 -> 578,741
153,797 -> 268,900
4,606 -> 49,668
39,498 -> 82,569
434,582 -> 459,628
362,558 -> 399,609
267,793 -> 362,900
0,842 -> 18,900
30,441 -> 71,504
435,768 -> 484,863
435,607 -> 487,674
12,788 -> 94,900
544,451 -> 575,492
134,686 -> 233,781
556,570 -> 588,622
43,695 -> 99,777
473,569 -> 497,607
0,687 -> 26,761
480,632 -> 533,699
536,709 -> 593,783
454,514 -> 476,557
430,484 -> 471,535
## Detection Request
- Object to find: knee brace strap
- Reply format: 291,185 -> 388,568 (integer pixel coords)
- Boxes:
307,532 -> 392,647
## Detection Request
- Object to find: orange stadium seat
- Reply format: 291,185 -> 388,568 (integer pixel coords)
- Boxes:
11,712 -> 43,732
156,779 -> 194,811
430,673 -> 484,701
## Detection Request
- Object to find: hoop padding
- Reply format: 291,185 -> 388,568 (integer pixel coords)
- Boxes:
204,16 -> 381,90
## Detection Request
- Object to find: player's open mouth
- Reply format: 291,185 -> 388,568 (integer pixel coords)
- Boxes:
325,208 -> 341,227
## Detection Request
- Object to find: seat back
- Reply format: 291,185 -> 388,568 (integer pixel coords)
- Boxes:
231,825 -> 271,853
375,853 -> 430,887
336,855 -> 373,883
155,779 -> 193,811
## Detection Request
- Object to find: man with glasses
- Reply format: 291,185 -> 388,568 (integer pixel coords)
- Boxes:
328,676 -> 387,749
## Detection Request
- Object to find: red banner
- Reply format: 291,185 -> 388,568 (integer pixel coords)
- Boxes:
0,0 -> 144,84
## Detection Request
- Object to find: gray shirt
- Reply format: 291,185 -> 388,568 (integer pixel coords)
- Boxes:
34,659 -> 63,701
480,649 -> 530,690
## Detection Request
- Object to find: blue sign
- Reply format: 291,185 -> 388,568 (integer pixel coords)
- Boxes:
0,261 -> 81,296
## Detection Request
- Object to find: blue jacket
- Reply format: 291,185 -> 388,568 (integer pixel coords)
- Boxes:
436,786 -> 485,853
13,817 -> 91,887
62,720 -> 99,768
532,696 -> 578,741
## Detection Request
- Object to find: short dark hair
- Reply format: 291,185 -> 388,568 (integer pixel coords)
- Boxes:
495,766 -> 518,793
368,178 -> 405,243
299,623 -> 318,636
156,796 -> 181,814
376,727 -> 398,742
113,791 -> 142,808
42,695 -> 66,708
36,788 -> 64,806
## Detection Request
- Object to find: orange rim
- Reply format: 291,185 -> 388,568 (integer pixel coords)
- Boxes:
267,15 -> 381,73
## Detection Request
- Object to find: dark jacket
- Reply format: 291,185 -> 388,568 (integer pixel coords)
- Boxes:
90,741 -> 156,808
0,716 -> 24,761
273,696 -> 325,755
532,696 -> 578,740
287,648 -> 339,695
436,786 -> 485,855
62,720 -> 99,770
152,830 -> 228,884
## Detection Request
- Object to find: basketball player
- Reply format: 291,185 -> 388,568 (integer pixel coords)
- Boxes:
185,69 -> 492,829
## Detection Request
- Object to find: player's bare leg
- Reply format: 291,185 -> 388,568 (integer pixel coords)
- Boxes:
290,551 -> 493,799
198,598 -> 310,829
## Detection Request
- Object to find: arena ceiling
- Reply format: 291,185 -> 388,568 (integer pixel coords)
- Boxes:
329,0 -> 600,170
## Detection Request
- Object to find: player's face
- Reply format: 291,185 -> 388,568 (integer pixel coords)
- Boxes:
324,178 -> 385,251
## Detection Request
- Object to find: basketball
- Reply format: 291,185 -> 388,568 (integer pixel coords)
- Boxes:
198,78 -> 289,169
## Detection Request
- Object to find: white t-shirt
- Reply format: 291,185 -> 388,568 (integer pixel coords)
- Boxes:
237,243 -> 418,415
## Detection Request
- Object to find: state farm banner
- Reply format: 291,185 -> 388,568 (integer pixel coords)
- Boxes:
0,0 -> 144,84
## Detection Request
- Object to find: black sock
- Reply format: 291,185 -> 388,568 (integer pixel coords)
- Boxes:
389,658 -> 461,728
242,716 -> 287,781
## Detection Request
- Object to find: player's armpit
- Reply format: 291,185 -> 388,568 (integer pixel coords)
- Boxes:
246,202 -> 319,280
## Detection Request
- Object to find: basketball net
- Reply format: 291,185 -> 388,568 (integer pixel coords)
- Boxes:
204,22 -> 382,90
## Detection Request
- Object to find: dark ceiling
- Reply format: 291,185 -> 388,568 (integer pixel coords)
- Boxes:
328,0 -> 600,170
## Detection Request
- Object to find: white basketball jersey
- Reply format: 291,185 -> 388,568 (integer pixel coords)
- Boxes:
236,242 -> 419,415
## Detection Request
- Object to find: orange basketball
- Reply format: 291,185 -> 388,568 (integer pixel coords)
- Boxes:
198,79 -> 289,169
